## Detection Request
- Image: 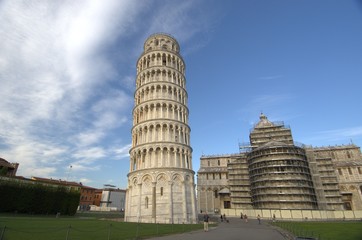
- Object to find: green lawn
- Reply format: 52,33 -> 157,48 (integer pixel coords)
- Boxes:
272,221 -> 362,240
0,215 -> 203,240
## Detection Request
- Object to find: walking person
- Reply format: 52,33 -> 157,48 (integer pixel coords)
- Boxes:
244,214 -> 248,223
257,214 -> 261,224
203,213 -> 210,232
220,214 -> 223,222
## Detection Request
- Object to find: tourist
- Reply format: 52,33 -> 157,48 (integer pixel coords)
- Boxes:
257,214 -> 261,224
203,213 -> 209,232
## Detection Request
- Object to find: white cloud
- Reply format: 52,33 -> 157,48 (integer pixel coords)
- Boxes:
27,167 -> 58,178
74,131 -> 105,147
79,178 -> 93,185
0,0 -> 142,181
113,144 -> 132,159
73,147 -> 106,161
0,0 -> 214,187
146,0 -> 218,54
306,126 -> 362,144
70,163 -> 101,172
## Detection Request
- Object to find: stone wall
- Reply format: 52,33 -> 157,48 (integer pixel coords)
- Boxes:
221,208 -> 362,220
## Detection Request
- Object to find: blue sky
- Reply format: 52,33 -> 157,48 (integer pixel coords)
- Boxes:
1,0 -> 361,189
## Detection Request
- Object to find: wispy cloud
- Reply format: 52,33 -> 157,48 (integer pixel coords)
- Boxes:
237,93 -> 296,126
304,126 -> 362,144
0,0 -> 140,181
0,0 -> 215,187
146,0 -> 220,55
258,75 -> 284,80
245,93 -> 294,114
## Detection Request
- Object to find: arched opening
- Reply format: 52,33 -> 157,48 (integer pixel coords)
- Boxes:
145,196 -> 149,208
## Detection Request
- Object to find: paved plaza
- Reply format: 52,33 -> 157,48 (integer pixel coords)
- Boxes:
146,217 -> 290,240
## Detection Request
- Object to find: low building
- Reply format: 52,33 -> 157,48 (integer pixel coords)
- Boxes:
79,186 -> 97,210
90,187 -> 126,211
31,176 -> 98,210
93,189 -> 103,206
100,187 -> 126,211
31,176 -> 82,192
0,158 -> 19,177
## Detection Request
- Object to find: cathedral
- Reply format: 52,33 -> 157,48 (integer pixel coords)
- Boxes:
125,33 -> 197,223
197,114 -> 362,213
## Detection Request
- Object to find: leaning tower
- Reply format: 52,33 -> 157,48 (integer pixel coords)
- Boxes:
125,33 -> 197,223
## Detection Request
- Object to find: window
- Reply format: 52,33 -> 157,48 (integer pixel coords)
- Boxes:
160,187 -> 163,196
208,161 -> 210,167
214,190 -> 218,198
213,173 -> 215,180
133,159 -> 137,170
145,197 -> 149,209
219,173 -> 222,179
358,167 -> 361,174
338,169 -> 343,175
224,201 -> 231,209
218,160 -> 220,166
206,174 -> 209,180
344,202 -> 352,210
348,168 -> 352,174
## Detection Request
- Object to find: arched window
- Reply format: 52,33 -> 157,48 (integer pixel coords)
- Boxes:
133,159 -> 137,170
145,197 -> 149,208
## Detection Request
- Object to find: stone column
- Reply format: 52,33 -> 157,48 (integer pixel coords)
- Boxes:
169,181 -> 173,223
137,183 -> 142,221
205,190 -> 208,213
182,180 -> 187,221
190,183 -> 197,222
152,182 -> 156,222
125,186 -> 131,221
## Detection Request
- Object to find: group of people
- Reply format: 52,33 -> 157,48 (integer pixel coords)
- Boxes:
203,212 -> 265,232
220,213 -> 229,223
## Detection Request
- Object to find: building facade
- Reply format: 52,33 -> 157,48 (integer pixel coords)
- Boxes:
197,114 -> 362,213
100,188 -> 126,211
0,158 -> 19,177
125,33 -> 197,223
